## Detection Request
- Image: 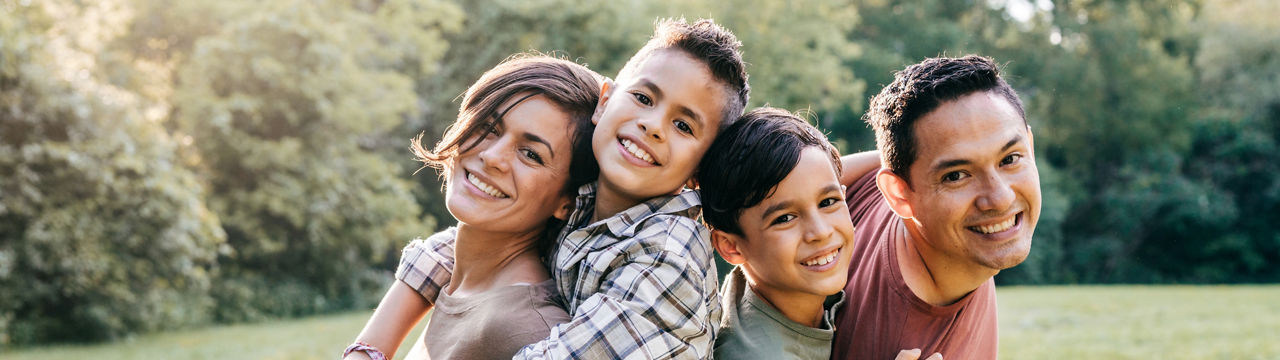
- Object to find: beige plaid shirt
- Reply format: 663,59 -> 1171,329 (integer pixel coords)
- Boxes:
395,182 -> 721,359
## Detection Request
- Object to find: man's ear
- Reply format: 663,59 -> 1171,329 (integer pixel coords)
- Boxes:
552,195 -> 574,221
591,79 -> 614,125
710,229 -> 746,265
875,168 -> 916,220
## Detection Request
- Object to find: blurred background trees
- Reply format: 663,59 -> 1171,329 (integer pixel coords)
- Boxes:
1,0 -> 1277,346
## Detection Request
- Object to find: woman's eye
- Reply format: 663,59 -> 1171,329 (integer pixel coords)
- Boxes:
632,92 -> 652,106
1002,153 -> 1022,166
771,214 -> 797,225
674,120 -> 693,135
521,148 -> 544,165
942,171 -> 966,183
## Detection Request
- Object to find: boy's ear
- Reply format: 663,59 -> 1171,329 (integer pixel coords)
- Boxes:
591,79 -> 615,126
875,168 -> 916,220
552,194 -> 574,221
711,229 -> 746,265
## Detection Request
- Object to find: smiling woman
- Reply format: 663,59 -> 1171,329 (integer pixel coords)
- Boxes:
344,54 -> 602,360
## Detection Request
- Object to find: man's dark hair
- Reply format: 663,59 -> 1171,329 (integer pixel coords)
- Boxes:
864,55 -> 1025,185
618,17 -> 750,128
697,107 -> 841,235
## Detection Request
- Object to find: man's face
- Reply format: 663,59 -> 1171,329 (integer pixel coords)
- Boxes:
729,147 -> 856,302
903,91 -> 1040,271
591,49 -> 726,202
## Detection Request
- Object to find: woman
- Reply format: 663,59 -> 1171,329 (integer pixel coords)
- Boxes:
344,54 -> 601,360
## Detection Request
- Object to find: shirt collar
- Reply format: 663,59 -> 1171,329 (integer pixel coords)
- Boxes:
564,182 -> 703,239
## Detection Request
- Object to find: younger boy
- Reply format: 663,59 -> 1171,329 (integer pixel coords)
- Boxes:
698,107 -> 855,359
382,18 -> 751,359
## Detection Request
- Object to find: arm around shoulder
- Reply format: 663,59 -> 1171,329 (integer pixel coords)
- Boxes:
840,150 -> 881,187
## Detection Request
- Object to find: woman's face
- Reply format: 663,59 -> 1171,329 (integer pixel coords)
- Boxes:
444,94 -> 576,235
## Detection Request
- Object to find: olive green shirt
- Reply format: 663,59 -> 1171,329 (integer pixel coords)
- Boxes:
714,266 -> 845,360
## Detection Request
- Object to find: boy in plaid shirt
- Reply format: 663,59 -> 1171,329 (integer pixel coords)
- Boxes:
393,18 -> 750,359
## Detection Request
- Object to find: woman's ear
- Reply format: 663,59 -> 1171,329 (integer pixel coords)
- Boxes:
711,229 -> 746,265
591,79 -> 614,125
552,195 -> 574,221
875,168 -> 916,220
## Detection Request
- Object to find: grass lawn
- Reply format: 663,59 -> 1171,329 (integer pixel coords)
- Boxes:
3,285 -> 1277,359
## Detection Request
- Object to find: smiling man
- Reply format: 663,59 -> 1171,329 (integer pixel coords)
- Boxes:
832,55 -> 1041,360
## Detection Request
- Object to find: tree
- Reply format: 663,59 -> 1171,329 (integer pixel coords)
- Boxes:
167,0 -> 457,320
0,0 -> 223,343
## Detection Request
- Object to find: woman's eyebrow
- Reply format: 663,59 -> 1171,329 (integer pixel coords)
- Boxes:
523,132 -> 554,158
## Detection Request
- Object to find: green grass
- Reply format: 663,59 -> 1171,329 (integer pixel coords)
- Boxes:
0,310 -> 429,360
997,285 -> 1280,360
3,286 -> 1278,359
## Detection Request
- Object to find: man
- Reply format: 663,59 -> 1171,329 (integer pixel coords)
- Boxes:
833,55 -> 1041,360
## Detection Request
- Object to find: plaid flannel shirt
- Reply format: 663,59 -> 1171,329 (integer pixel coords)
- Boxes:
394,182 -> 721,359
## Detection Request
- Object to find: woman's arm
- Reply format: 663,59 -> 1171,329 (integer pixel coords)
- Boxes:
345,281 -> 432,360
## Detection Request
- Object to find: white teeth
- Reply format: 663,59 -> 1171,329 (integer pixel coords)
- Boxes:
803,251 -> 839,266
973,216 -> 1016,234
620,139 -> 655,164
467,172 -> 508,198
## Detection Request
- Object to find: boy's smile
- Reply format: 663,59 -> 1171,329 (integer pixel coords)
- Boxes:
591,49 -> 727,213
716,147 -> 856,322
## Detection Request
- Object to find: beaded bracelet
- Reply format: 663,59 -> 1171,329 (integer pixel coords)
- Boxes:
343,341 -> 388,360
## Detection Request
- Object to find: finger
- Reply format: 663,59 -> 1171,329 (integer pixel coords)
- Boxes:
894,348 -> 922,360
925,352 -> 943,360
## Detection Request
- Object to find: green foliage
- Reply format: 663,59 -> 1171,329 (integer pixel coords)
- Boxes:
0,0 -> 223,344
167,0 -> 451,319
4,0 -> 1280,347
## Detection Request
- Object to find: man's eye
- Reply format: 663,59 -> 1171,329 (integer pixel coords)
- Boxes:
942,171 -> 966,183
1002,153 -> 1022,166
674,120 -> 693,135
819,197 -> 839,207
632,92 -> 652,106
771,214 -> 796,225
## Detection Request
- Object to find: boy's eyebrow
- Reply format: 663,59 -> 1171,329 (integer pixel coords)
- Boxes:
930,133 -> 1025,174
638,79 -> 705,129
760,200 -> 795,222
522,132 -> 555,159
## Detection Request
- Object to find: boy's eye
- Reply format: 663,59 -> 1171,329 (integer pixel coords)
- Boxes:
1001,153 -> 1022,166
632,92 -> 653,106
941,171 -> 967,183
770,214 -> 796,226
520,148 -> 544,165
674,119 -> 693,135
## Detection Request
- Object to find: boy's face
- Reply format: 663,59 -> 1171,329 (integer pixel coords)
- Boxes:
717,147 -> 856,302
591,49 -> 727,201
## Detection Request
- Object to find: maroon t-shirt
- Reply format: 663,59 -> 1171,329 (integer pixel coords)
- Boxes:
831,170 -> 999,360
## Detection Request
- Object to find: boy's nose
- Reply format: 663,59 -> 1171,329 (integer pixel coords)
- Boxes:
637,116 -> 664,141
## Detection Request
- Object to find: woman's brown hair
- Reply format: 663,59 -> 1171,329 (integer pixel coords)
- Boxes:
412,53 -> 602,197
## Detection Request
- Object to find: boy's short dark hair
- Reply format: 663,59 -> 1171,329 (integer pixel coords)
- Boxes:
618,18 -> 750,128
697,107 -> 841,235
864,55 -> 1025,185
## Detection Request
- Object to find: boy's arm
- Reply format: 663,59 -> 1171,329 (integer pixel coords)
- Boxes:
514,224 -> 716,359
840,150 -> 881,187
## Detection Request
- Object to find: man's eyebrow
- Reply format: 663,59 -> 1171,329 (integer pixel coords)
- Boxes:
760,200 -> 795,222
1002,133 -> 1024,152
522,133 -> 554,159
931,133 -> 1027,173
